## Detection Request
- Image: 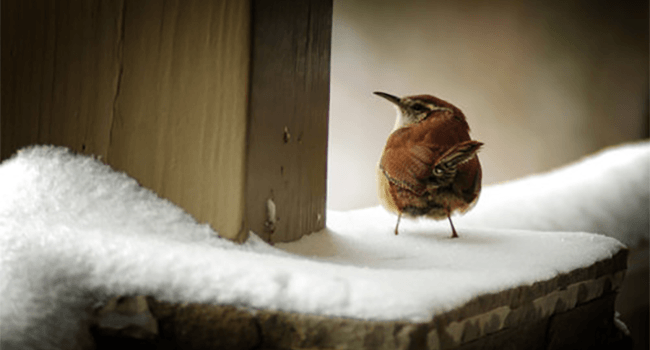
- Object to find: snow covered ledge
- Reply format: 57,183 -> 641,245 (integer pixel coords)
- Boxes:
1,142 -> 646,349
143,251 -> 627,350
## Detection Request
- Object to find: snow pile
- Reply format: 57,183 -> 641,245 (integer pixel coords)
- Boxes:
460,141 -> 649,247
0,142 -> 645,349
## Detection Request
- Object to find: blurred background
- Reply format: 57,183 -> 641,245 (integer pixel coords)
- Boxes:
327,2 -> 648,348
327,0 -> 649,211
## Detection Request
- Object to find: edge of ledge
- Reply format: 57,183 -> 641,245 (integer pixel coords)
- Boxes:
92,247 -> 627,350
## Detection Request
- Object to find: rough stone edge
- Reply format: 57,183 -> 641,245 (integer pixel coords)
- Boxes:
435,248 -> 628,323
429,248 -> 628,348
431,270 -> 626,349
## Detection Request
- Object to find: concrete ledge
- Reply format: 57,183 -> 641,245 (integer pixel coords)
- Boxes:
92,249 -> 630,349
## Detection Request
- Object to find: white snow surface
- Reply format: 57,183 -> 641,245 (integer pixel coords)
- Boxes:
459,141 -> 649,247
0,142 -> 647,349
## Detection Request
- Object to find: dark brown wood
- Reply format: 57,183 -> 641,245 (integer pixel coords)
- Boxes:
246,0 -> 332,243
547,293 -> 632,350
1,0 -> 123,160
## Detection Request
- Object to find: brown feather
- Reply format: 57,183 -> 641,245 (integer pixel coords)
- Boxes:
375,92 -> 483,237
379,105 -> 482,219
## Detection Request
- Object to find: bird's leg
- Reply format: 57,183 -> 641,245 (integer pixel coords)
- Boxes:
394,213 -> 402,235
447,212 -> 458,238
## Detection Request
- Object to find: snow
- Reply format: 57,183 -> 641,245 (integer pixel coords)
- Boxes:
0,142 -> 646,348
458,141 -> 649,247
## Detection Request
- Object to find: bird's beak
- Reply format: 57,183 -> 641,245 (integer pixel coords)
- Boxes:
373,91 -> 401,106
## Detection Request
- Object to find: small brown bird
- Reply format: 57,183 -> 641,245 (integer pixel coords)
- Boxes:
375,92 -> 483,238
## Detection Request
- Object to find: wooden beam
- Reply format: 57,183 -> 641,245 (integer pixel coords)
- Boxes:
106,0 -> 251,241
1,0 -> 123,159
246,0 -> 332,243
1,0 -> 331,243
2,0 -> 251,241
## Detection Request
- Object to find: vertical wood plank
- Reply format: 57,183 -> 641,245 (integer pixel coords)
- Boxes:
107,0 -> 251,241
1,0 -> 123,159
2,0 -> 252,242
246,0 -> 332,243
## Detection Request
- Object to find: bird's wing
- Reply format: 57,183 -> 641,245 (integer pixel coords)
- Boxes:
381,138 -> 483,193
380,140 -> 443,196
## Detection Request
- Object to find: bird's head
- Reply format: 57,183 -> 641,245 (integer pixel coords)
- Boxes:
374,92 -> 464,131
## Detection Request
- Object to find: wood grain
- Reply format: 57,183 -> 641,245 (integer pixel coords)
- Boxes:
2,0 -> 331,243
246,0 -> 332,243
107,0 -> 251,241
1,0 -> 123,159
2,0 -> 252,241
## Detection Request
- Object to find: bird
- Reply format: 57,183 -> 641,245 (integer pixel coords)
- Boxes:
374,91 -> 483,238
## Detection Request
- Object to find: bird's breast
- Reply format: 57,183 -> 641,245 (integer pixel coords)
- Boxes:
376,165 -> 400,214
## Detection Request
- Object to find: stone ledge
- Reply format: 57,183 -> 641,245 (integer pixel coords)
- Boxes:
92,249 -> 629,349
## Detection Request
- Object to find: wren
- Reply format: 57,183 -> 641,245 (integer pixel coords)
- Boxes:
375,92 -> 483,238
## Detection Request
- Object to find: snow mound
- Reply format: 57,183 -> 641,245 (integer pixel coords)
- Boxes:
461,141 -> 649,246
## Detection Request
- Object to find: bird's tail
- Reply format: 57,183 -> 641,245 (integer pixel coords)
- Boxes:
431,141 -> 483,184
438,141 -> 483,168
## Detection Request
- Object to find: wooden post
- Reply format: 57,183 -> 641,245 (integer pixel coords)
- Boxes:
246,0 -> 332,243
1,0 -> 331,243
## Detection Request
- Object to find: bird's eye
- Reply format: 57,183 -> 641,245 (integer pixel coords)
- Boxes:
412,103 -> 428,113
